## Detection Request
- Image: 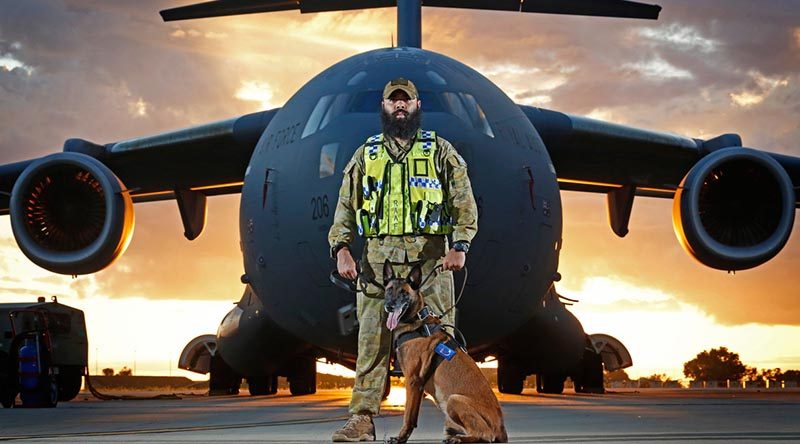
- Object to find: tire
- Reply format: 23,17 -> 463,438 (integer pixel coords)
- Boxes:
248,374 -> 278,396
57,366 -> 83,401
536,373 -> 565,394
497,359 -> 525,395
209,354 -> 242,396
0,378 -> 14,408
573,351 -> 605,394
1,352 -> 15,408
267,375 -> 278,395
0,389 -> 12,408
288,357 -> 316,396
44,377 -> 59,408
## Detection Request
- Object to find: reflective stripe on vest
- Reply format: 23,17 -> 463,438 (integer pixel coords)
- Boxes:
357,129 -> 453,237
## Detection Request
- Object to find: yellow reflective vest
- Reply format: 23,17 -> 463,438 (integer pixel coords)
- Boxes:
357,130 -> 453,237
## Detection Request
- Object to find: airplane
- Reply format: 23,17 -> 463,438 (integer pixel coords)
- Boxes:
1,0 -> 798,397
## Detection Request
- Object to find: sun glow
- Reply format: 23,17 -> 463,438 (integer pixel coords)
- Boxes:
385,386 -> 406,407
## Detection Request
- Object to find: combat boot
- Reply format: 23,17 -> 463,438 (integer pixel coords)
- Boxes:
332,413 -> 375,442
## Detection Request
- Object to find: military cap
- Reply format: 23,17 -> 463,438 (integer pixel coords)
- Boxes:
383,78 -> 418,100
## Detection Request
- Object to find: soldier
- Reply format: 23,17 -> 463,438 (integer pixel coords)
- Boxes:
328,78 -> 478,442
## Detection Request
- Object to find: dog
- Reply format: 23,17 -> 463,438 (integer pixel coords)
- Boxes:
383,260 -> 508,444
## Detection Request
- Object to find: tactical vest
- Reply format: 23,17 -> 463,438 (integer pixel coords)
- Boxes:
357,130 -> 453,237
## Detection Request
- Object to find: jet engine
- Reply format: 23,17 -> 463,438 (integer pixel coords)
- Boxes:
9,152 -> 134,275
673,147 -> 795,271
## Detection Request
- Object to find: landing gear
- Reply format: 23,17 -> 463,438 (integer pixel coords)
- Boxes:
288,356 -> 316,396
56,366 -> 83,402
536,373 -> 565,394
497,359 -> 525,395
209,354 -> 242,396
248,374 -> 278,396
573,349 -> 605,394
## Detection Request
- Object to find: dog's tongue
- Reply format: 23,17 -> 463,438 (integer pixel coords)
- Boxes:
386,308 -> 403,331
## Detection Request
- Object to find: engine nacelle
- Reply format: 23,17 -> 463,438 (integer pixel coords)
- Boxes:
673,147 -> 795,271
10,152 -> 134,275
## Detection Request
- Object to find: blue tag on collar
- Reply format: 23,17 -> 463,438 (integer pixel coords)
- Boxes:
434,343 -> 456,361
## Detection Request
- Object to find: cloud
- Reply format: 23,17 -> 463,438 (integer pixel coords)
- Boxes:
0,0 -> 798,331
234,80 -> 276,111
622,56 -> 694,81
636,23 -> 720,53
729,70 -> 790,107
128,97 -> 149,117
0,54 -> 34,75
170,27 -> 228,40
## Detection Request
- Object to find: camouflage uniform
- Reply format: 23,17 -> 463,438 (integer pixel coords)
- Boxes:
328,134 -> 478,415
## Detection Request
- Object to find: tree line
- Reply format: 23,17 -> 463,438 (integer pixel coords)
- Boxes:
605,346 -> 800,384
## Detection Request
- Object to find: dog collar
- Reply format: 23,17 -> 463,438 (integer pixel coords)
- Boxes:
416,305 -> 437,320
395,322 -> 444,349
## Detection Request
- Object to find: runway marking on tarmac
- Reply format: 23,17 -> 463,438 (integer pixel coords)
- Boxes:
0,414 -> 396,442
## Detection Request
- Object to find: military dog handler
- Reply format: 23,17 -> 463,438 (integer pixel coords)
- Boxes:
328,78 -> 478,442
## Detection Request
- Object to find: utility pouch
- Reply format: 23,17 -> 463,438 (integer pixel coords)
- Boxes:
415,201 -> 427,230
357,209 -> 371,236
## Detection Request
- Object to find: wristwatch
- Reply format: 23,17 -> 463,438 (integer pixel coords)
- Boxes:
452,241 -> 469,253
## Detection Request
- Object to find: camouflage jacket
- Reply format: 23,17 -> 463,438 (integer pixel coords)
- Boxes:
328,132 -> 478,264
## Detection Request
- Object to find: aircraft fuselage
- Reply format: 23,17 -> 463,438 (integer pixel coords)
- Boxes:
223,47 -> 579,374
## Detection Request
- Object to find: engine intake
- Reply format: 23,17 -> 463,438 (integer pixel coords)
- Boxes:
10,152 -> 134,275
673,147 -> 795,271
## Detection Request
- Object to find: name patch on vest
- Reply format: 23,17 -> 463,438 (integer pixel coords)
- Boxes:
414,159 -> 428,177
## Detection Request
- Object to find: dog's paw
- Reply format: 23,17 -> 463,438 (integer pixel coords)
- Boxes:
385,437 -> 406,444
442,437 -> 461,444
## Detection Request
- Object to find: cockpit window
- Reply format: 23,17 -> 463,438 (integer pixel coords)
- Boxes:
348,90 -> 445,114
303,89 -> 494,139
460,93 -> 495,138
302,94 -> 334,139
441,92 -> 471,127
319,93 -> 351,130
441,92 -> 494,138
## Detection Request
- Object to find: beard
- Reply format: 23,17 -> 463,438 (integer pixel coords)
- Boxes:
381,107 -> 422,141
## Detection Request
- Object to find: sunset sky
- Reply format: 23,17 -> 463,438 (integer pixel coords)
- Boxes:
1,0 -> 799,381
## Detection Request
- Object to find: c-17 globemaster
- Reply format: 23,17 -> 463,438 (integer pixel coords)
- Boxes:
1,0 -> 798,398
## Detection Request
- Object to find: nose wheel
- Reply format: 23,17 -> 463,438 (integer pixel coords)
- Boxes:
536,373 -> 566,394
208,354 -> 242,396
497,358 -> 525,395
287,356 -> 316,396
247,374 -> 278,396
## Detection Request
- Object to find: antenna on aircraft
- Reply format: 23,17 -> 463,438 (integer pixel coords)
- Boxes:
160,0 -> 661,49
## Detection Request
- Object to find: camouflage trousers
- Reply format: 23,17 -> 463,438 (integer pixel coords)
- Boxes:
349,258 -> 455,415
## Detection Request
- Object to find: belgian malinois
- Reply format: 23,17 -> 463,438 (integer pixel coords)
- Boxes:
383,260 -> 508,444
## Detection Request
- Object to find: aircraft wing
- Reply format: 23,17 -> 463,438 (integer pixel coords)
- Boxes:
0,108 -> 278,215
521,104 -> 800,271
0,108 -> 278,275
520,105 -> 800,202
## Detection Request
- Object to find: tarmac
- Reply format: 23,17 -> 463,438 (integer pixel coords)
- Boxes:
1,388 -> 800,443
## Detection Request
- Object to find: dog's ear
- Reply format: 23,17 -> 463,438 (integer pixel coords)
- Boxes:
383,260 -> 394,285
407,263 -> 423,290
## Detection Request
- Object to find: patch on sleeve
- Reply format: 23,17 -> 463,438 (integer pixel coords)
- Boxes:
343,154 -> 358,174
446,152 -> 467,168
